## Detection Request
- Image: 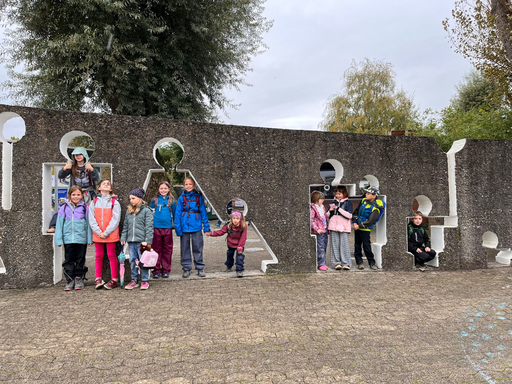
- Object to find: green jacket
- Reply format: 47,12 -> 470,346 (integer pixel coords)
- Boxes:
120,205 -> 154,244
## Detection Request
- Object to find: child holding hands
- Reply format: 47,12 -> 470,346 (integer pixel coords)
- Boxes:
121,188 -> 154,290
206,211 -> 247,277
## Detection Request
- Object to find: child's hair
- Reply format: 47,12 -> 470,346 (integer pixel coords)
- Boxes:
154,181 -> 175,203
311,191 -> 325,204
334,186 -> 348,199
184,176 -> 196,188
229,211 -> 246,231
67,185 -> 84,200
413,211 -> 423,217
96,179 -> 114,195
128,196 -> 146,215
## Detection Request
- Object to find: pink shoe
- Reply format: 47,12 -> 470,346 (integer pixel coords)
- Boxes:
124,281 -> 139,290
140,281 -> 149,290
318,265 -> 328,271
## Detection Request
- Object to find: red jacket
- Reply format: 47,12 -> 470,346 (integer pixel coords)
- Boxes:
209,223 -> 247,249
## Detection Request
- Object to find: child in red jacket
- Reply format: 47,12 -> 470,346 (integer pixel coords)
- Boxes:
206,211 -> 247,277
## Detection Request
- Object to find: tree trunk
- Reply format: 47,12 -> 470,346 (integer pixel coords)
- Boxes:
490,0 -> 512,63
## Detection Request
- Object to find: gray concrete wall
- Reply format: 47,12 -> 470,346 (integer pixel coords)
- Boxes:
0,104 -> 506,288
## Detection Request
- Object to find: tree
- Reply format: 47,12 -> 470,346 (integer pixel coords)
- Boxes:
319,58 -> 419,135
451,70 -> 500,111
0,0 -> 272,122
443,0 -> 512,106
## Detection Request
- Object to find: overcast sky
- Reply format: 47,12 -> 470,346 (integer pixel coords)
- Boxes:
0,0 -> 472,136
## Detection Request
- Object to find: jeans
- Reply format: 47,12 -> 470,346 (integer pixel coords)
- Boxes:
128,242 -> 149,282
225,247 -> 245,271
316,232 -> 328,266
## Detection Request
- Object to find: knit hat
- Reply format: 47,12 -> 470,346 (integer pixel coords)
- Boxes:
231,211 -> 242,218
129,188 -> 145,199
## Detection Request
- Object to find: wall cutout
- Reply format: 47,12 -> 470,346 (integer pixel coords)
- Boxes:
320,159 -> 343,192
482,231 -> 512,266
412,195 -> 433,216
59,131 -> 95,160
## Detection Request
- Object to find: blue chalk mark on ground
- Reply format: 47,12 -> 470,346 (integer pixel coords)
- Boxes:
459,295 -> 512,384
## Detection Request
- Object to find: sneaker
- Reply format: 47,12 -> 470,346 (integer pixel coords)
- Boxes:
370,264 -> 378,270
357,264 -> 364,270
335,264 -> 342,270
162,273 -> 169,278
74,277 -> 84,290
318,265 -> 328,271
182,270 -> 191,278
236,271 -> 244,278
104,279 -> 119,290
94,278 -> 105,289
140,281 -> 149,290
224,267 -> 233,273
198,269 -> 206,277
64,280 -> 74,291
416,264 -> 426,272
342,265 -> 350,270
125,281 -> 139,290
153,273 -> 161,279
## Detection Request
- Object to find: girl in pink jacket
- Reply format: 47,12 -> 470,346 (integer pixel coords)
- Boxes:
328,186 -> 353,270
310,191 -> 329,271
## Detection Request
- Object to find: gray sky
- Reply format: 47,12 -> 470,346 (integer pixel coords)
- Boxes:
0,0 -> 472,136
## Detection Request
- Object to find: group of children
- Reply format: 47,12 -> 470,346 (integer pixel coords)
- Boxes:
311,185 -> 436,272
54,148 -> 248,291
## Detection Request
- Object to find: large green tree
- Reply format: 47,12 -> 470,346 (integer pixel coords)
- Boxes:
444,0 -> 512,106
319,58 -> 419,134
0,0 -> 272,121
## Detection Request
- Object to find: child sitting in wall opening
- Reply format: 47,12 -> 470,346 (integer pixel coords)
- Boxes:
310,191 -> 329,271
408,211 -> 436,272
206,211 -> 247,277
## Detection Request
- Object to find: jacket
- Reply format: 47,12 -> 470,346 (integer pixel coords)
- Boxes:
310,203 -> 328,234
89,194 -> 121,243
150,195 -> 176,229
408,223 -> 431,252
327,198 -> 353,233
353,198 -> 382,231
209,223 -> 247,249
120,204 -> 154,244
174,190 -> 211,236
54,200 -> 92,245
57,147 -> 100,190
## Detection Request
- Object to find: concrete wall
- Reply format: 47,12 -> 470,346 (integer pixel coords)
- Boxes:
0,104 -> 507,288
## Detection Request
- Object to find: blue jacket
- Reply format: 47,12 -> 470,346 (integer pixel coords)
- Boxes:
55,200 -> 93,245
150,195 -> 176,229
174,190 -> 210,236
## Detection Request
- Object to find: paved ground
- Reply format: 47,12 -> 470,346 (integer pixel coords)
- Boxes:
2,265 -> 512,383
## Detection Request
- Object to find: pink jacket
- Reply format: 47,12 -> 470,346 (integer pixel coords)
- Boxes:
327,198 -> 353,233
310,204 -> 328,234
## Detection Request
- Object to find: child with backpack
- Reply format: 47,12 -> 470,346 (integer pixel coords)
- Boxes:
174,177 -> 211,278
89,179 -> 121,289
352,186 -> 385,270
120,188 -> 154,290
206,211 -> 247,277
328,186 -> 353,270
310,191 -> 329,271
149,181 -> 176,279
408,211 -> 436,272
55,186 -> 92,291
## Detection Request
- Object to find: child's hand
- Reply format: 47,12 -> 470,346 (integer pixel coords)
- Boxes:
85,162 -> 94,172
205,232 -> 211,237
237,247 -> 243,253
121,241 -> 125,246
88,243 -> 92,247
141,242 -> 147,246
99,233 -> 106,239
416,248 -> 422,253
425,247 -> 431,252
353,223 -> 359,230
317,229 -> 323,234
63,161 -> 72,170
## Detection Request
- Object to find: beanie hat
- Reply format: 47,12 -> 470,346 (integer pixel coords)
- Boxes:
129,188 -> 145,199
231,211 -> 242,218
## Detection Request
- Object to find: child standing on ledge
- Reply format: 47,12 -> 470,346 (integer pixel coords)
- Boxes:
328,186 -> 353,270
310,191 -> 329,271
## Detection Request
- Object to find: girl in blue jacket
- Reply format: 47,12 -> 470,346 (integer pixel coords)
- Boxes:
55,185 -> 93,291
174,177 -> 211,278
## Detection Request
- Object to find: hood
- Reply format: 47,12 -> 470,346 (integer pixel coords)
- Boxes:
71,147 -> 90,164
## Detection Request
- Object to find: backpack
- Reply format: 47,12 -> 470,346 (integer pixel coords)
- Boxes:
181,193 -> 201,219
370,199 -> 386,224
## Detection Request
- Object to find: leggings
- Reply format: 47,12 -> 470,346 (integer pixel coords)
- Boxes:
94,242 -> 119,279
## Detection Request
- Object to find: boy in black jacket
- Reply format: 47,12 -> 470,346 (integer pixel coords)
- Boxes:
408,211 -> 436,272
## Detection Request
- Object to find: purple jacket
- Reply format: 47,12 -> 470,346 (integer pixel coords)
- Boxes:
55,200 -> 93,245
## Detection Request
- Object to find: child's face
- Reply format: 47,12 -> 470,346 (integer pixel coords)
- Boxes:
412,215 -> 423,225
184,179 -> 194,192
70,190 -> 83,205
98,180 -> 112,194
334,191 -> 343,200
365,192 -> 376,202
74,154 -> 84,163
129,195 -> 142,206
232,215 -> 241,226
159,184 -> 170,196
317,197 -> 325,206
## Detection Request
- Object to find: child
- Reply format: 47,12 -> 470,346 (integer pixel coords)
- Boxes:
55,186 -> 92,291
328,186 -> 353,270
174,177 -> 211,278
352,186 -> 383,270
89,179 -> 121,289
408,211 -> 436,272
58,147 -> 100,205
149,181 -> 176,279
310,191 -> 329,271
120,188 -> 154,290
206,211 -> 247,277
